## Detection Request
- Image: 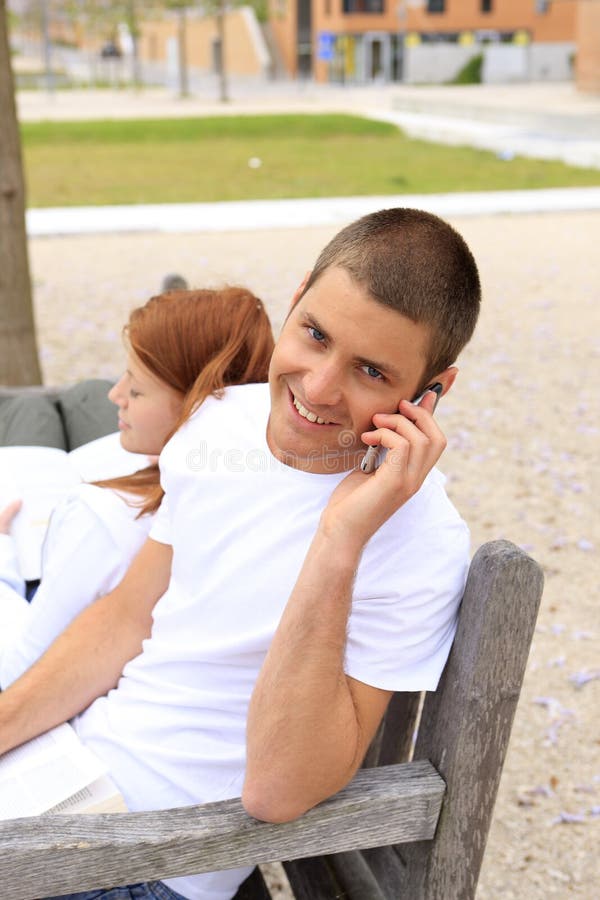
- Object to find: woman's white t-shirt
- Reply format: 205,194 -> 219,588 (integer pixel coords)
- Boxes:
74,383 -> 470,900
0,483 -> 153,687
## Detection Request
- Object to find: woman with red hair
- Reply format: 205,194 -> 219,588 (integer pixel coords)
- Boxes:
0,287 -> 274,687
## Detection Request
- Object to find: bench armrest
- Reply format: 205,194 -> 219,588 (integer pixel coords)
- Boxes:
0,760 -> 443,899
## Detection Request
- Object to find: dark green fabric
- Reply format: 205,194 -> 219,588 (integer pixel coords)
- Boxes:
56,380 -> 118,450
0,395 -> 67,449
0,380 -> 117,450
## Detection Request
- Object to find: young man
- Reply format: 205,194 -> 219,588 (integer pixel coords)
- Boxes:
0,208 -> 480,900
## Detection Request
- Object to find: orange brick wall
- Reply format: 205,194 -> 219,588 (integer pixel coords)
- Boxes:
138,12 -> 264,77
406,0 -> 575,42
270,0 -> 579,81
269,0 -> 299,77
576,0 -> 600,92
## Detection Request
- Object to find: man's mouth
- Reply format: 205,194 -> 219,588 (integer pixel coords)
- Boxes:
291,392 -> 332,425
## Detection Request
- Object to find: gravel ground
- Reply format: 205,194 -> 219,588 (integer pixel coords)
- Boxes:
29,210 -> 599,897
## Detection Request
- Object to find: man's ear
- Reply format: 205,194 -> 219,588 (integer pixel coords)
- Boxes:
434,366 -> 458,397
289,270 -> 311,311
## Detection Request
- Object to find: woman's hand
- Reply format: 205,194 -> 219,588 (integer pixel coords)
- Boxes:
0,500 -> 23,535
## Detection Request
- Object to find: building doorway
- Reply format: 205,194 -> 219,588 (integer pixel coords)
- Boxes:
363,33 -> 391,81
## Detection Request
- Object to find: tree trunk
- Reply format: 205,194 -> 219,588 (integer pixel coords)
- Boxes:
0,0 -> 42,385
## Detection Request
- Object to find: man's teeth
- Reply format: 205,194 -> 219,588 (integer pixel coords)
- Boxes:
293,396 -> 330,425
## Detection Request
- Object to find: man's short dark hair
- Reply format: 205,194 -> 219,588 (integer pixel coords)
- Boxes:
302,208 -> 481,385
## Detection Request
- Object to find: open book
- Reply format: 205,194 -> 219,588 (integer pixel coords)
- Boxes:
0,434 -> 148,581
0,722 -> 127,819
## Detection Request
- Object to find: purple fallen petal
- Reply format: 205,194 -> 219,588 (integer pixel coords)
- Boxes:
551,811 -> 587,825
570,670 -> 600,688
577,539 -> 594,552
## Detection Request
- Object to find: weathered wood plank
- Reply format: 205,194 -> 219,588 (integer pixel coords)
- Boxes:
285,848 -> 390,900
232,866 -> 271,900
283,857 -> 344,900
361,844 -> 410,896
315,541 -> 543,900
361,692 -> 421,770
0,760 -> 444,900
396,540 -> 544,899
292,692 -> 421,900
377,691 -> 422,766
324,850 -> 388,900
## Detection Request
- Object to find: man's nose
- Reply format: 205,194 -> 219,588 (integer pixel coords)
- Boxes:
303,362 -> 343,407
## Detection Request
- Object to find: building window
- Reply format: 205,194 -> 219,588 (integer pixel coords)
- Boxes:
343,0 -> 385,11
426,0 -> 445,13
481,0 -> 492,12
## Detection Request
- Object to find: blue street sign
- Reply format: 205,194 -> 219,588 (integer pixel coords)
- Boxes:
317,32 -> 336,62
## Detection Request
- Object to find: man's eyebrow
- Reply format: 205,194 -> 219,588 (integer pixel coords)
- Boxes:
354,353 -> 405,381
301,311 -> 329,338
301,311 -> 406,382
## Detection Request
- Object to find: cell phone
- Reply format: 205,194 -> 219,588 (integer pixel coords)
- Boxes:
359,382 -> 443,474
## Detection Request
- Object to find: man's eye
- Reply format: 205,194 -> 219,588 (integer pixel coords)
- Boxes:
362,365 -> 383,380
130,389 -> 141,398
308,326 -> 326,342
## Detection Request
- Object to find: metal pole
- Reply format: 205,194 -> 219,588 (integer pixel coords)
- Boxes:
177,6 -> 188,97
217,0 -> 229,102
40,0 -> 53,94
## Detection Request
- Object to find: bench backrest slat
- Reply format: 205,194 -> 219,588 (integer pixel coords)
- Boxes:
282,540 -> 544,900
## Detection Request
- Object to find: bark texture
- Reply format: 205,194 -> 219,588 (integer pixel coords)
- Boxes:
0,0 -> 42,385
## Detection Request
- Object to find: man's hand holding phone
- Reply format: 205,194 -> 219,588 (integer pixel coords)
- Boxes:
320,384 -> 447,556
360,382 -> 443,474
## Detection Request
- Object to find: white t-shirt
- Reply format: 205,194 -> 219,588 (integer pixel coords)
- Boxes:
0,484 -> 153,688
75,383 -> 470,900
0,534 -> 25,598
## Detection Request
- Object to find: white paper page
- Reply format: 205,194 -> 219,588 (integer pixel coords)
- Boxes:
68,432 -> 149,482
0,723 -> 107,820
0,447 -> 82,580
46,774 -> 128,815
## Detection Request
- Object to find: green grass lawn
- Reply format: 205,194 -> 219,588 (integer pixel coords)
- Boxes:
21,113 -> 600,207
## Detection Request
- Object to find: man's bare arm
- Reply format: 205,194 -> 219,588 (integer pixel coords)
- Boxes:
243,394 -> 444,822
243,529 -> 393,823
0,537 -> 172,755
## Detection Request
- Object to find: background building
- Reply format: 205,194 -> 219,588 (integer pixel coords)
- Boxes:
137,9 -> 270,82
576,0 -> 600,92
268,0 -> 578,84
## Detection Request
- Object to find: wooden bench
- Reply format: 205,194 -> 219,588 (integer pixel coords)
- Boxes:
0,539 -> 543,900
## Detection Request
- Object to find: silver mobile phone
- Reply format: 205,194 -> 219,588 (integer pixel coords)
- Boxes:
360,382 -> 443,473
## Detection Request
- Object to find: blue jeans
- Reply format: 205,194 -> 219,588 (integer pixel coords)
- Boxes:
44,882 -> 188,900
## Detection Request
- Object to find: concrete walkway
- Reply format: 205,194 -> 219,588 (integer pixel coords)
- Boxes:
20,82 -> 600,236
26,187 -> 600,237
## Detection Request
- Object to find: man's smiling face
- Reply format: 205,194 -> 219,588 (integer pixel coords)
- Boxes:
266,266 -> 433,474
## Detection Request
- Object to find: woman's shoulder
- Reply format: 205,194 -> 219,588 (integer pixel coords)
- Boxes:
189,383 -> 269,422
50,483 -> 154,543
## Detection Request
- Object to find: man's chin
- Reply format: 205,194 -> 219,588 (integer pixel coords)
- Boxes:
277,443 -> 364,475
